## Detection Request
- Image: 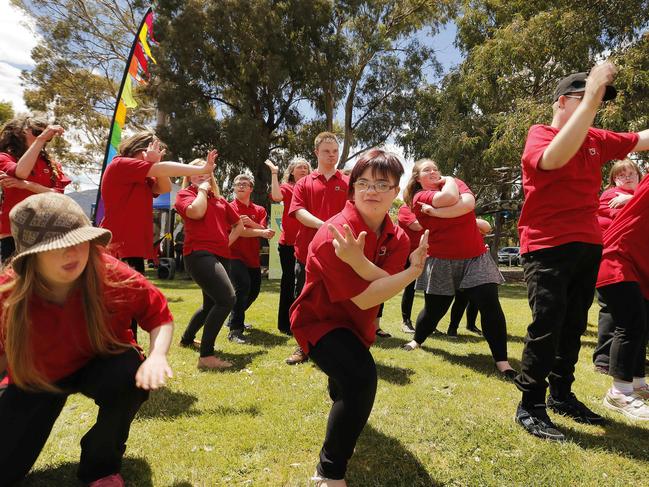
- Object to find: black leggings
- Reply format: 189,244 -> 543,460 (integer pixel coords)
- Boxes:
400,260 -> 416,322
0,236 -> 15,263
448,290 -> 479,330
182,251 -> 236,357
308,328 -> 377,480
228,259 -> 262,332
122,257 -> 146,341
0,348 -> 148,485
277,244 -> 296,334
414,283 -> 508,362
598,282 -> 648,382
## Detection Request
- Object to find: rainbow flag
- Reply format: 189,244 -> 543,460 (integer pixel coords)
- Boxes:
93,8 -> 158,224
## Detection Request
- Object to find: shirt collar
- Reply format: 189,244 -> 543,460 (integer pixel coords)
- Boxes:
311,169 -> 343,181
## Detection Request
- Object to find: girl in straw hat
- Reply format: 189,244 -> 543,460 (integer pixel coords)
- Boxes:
0,193 -> 174,487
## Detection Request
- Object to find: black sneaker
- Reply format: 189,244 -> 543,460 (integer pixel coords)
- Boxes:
466,325 -> 482,335
515,402 -> 565,441
547,392 -> 606,425
447,327 -> 458,338
227,331 -> 247,344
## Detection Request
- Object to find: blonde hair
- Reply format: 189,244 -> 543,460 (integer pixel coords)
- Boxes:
182,159 -> 220,196
118,130 -> 167,158
233,173 -> 254,187
403,158 -> 438,207
607,159 -> 643,189
314,131 -> 339,150
282,157 -> 311,184
0,244 -> 131,392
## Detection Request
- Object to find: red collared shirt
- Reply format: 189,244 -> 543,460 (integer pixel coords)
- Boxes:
175,186 -> 240,258
288,170 -> 349,264
0,254 -> 173,384
100,156 -> 159,259
397,204 -> 423,253
0,153 -> 71,234
229,198 -> 267,268
276,183 -> 300,246
290,201 -> 409,354
597,175 -> 649,299
413,178 -> 486,259
518,125 -> 638,254
597,186 -> 634,232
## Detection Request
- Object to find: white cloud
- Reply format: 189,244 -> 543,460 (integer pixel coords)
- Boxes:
0,0 -> 39,112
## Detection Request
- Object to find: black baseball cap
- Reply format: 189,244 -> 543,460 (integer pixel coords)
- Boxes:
552,72 -> 617,102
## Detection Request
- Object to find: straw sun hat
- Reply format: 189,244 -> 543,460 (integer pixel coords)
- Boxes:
8,193 -> 111,273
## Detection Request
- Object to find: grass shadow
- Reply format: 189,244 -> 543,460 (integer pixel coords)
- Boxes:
217,349 -> 268,371
375,361 -> 415,386
244,327 -> 292,347
349,424 -> 442,486
420,346 -> 522,381
373,335 -> 410,349
562,416 -> 649,462
137,388 -> 199,419
20,457 -> 152,486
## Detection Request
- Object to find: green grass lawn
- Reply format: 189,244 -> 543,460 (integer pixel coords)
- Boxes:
21,273 -> 649,486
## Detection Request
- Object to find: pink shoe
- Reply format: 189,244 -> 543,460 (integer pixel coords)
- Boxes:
88,473 -> 125,487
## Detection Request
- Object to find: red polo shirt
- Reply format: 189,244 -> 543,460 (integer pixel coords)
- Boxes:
0,153 -> 71,234
276,183 -> 300,246
597,186 -> 634,232
397,204 -> 423,252
288,170 -> 349,264
175,186 -> 240,258
229,198 -> 267,268
597,175 -> 649,299
0,254 -> 173,384
412,178 -> 486,259
290,201 -> 409,354
100,156 -> 160,259
518,125 -> 638,254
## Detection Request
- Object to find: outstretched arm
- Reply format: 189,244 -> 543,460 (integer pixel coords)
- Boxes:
15,125 -> 65,179
265,160 -> 283,202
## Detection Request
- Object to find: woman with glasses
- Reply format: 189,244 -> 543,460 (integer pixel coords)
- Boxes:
0,116 -> 70,262
265,157 -> 311,335
291,149 -> 428,486
401,158 -> 517,379
593,159 -> 643,374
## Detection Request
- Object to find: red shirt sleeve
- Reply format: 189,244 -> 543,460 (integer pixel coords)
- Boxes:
522,125 -> 555,170
0,153 -> 17,175
53,162 -> 71,192
412,190 -> 437,219
398,205 -> 417,226
257,206 -> 268,227
591,128 -> 639,163
225,198 -> 240,225
111,157 -> 154,183
310,238 -> 371,303
174,189 -> 195,219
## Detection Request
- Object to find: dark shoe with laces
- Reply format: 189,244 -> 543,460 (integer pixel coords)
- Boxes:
547,392 -> 606,425
466,325 -> 482,335
227,331 -> 247,344
446,327 -> 458,338
375,328 -> 391,338
285,346 -> 308,365
515,402 -> 565,442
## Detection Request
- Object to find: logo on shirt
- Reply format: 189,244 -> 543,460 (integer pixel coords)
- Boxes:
335,186 -> 341,191
588,148 -> 597,156
378,246 -> 387,256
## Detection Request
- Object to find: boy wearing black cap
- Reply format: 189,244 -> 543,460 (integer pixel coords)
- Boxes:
515,62 -> 649,441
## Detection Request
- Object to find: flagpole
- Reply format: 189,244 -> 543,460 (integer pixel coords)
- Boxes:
93,7 -> 153,225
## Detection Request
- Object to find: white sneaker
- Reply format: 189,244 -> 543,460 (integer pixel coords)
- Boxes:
603,389 -> 649,420
311,472 -> 347,487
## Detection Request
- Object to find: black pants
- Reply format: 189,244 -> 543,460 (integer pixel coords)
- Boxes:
278,244 -> 296,334
228,259 -> 261,332
0,348 -> 148,486
400,260 -> 417,323
414,283 -> 508,361
593,291 -> 615,369
598,282 -> 649,381
182,251 -> 236,357
515,242 -> 602,405
448,289 -> 479,331
122,257 -> 146,341
0,236 -> 15,263
294,260 -> 306,299
308,328 -> 377,480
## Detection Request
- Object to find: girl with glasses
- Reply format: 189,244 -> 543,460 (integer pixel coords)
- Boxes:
0,116 -> 70,263
401,158 -> 517,379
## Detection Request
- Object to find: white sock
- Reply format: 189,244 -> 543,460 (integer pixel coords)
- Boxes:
612,380 -> 634,395
633,377 -> 647,389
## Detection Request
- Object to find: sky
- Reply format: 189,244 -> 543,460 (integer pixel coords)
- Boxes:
0,1 -> 463,191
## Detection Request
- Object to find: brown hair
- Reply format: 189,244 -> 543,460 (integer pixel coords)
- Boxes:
607,159 -> 643,189
403,158 -> 438,207
182,159 -> 220,196
348,148 -> 404,198
233,173 -> 254,187
314,131 -> 339,150
282,157 -> 311,184
0,115 -> 61,183
118,130 -> 167,158
0,243 -> 131,392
